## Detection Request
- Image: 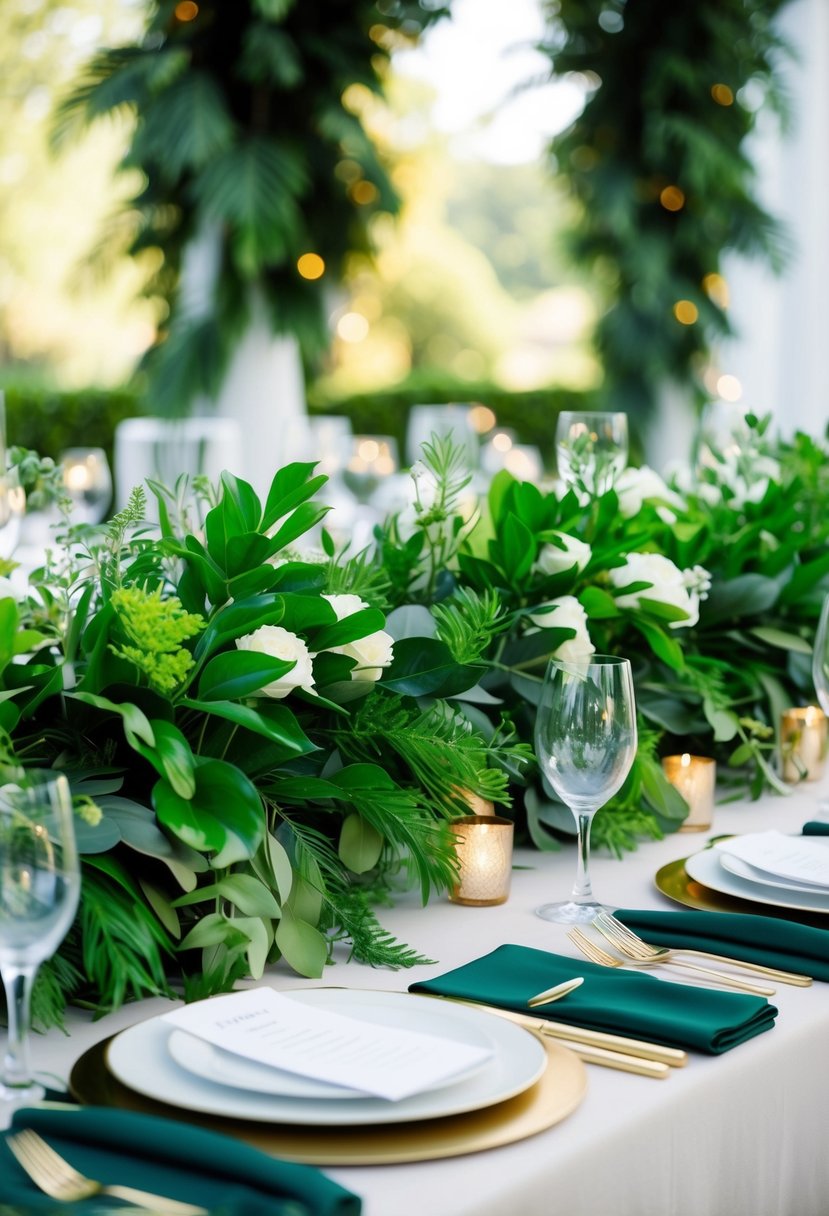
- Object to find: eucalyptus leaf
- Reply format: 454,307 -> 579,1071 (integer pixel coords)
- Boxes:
274,908 -> 327,977
338,813 -> 384,873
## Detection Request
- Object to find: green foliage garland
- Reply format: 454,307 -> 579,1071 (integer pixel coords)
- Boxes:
539,0 -> 794,417
54,0 -> 449,414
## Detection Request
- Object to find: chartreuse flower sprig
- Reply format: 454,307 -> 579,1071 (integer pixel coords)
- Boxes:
109,585 -> 205,695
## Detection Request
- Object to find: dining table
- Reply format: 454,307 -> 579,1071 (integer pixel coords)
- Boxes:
25,774 -> 829,1216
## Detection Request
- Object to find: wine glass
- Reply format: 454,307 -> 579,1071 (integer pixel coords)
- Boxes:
811,594 -> 829,813
534,655 -> 637,924
0,769 -> 80,1117
342,435 -> 399,505
555,411 -> 628,496
60,447 -> 113,524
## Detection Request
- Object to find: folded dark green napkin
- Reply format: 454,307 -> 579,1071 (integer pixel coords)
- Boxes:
0,1106 -> 361,1216
615,908 -> 829,982
410,944 -> 776,1054
802,821 -> 829,835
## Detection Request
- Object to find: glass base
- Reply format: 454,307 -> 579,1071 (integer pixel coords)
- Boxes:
535,899 -> 605,925
0,1078 -> 46,1129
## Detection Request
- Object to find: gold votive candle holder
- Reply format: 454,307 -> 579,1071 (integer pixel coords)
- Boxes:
662,753 -> 716,832
449,815 -> 514,906
780,707 -> 828,783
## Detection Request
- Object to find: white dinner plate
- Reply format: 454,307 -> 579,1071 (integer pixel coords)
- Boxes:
717,851 -> 829,896
685,848 -> 829,915
106,989 -> 547,1126
167,1024 -> 488,1101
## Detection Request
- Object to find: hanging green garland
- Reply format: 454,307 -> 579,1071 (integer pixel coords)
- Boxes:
54,0 -> 449,415
539,0 -> 794,418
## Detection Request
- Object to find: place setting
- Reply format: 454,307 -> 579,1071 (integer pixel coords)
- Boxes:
66,985 -> 588,1166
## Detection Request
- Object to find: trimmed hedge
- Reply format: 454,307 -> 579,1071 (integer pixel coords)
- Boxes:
3,377 -> 603,471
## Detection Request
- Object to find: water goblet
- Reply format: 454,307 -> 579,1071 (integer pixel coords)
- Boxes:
0,770 -> 80,1118
534,655 -> 637,924
555,410 -> 628,496
60,447 -> 113,525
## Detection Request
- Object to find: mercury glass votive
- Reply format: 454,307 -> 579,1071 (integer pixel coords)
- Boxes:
780,707 -> 828,783
449,815 -> 514,906
662,753 -> 716,832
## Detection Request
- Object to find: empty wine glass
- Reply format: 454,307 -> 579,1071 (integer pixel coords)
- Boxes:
342,435 -> 399,505
811,595 -> 829,813
534,655 -> 637,924
60,447 -> 113,525
0,769 -> 80,1118
555,411 -> 628,496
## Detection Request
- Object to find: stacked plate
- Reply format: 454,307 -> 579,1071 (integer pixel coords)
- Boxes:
683,831 -> 829,916
103,989 -> 549,1127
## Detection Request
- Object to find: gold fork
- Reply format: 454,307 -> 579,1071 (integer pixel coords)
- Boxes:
594,911 -> 813,987
7,1128 -> 209,1215
568,927 -> 775,996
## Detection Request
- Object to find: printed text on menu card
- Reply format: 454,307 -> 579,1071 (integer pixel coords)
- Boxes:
162,989 -> 492,1101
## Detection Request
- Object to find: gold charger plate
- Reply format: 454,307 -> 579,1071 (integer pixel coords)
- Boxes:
655,856 -> 829,928
69,1033 -> 586,1166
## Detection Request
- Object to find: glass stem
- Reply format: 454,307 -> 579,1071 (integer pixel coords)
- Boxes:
571,810 -> 597,905
2,966 -> 36,1088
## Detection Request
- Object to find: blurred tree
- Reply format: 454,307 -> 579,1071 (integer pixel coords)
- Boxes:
539,0 -> 795,419
54,0 -> 450,415
0,0 -> 149,386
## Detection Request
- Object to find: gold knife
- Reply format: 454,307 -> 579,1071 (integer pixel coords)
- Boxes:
435,997 -> 688,1069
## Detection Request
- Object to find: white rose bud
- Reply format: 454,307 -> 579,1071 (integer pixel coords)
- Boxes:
609,552 -> 707,630
322,593 -> 394,683
527,595 -> 595,663
235,626 -> 316,699
614,465 -> 685,521
534,532 -> 592,577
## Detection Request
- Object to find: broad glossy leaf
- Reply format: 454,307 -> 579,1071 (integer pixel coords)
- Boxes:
153,758 -> 264,866
197,649 -> 296,701
193,593 -> 285,662
131,719 -> 196,800
633,620 -> 685,671
701,573 -> 783,625
182,697 -> 316,758
579,586 -> 621,619
266,502 -> 330,555
73,816 -> 122,854
68,691 -> 156,750
310,607 -> 386,651
384,604 -> 438,641
703,699 -> 739,742
0,598 -> 18,674
224,533 -> 272,579
274,908 -> 327,977
381,637 -> 481,697
262,463 -> 326,531
220,471 -> 262,534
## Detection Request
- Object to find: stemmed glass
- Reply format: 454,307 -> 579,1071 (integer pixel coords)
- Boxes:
811,595 -> 829,813
60,447 -> 113,524
555,411 -> 628,496
0,770 -> 80,1117
534,655 -> 638,924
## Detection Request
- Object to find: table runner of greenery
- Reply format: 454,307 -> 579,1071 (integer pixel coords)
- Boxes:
3,414 -> 828,1025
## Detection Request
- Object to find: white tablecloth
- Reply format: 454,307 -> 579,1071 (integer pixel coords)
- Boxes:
27,779 -> 829,1216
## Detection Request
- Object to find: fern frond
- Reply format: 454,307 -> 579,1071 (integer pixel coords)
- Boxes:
325,890 -> 435,969
432,587 -> 510,664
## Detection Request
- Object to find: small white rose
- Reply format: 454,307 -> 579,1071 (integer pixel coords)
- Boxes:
235,625 -> 316,699
615,465 -> 685,521
322,593 -> 394,683
534,532 -> 592,577
322,593 -> 367,620
609,552 -> 708,629
527,595 -> 595,663
336,630 -> 395,683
